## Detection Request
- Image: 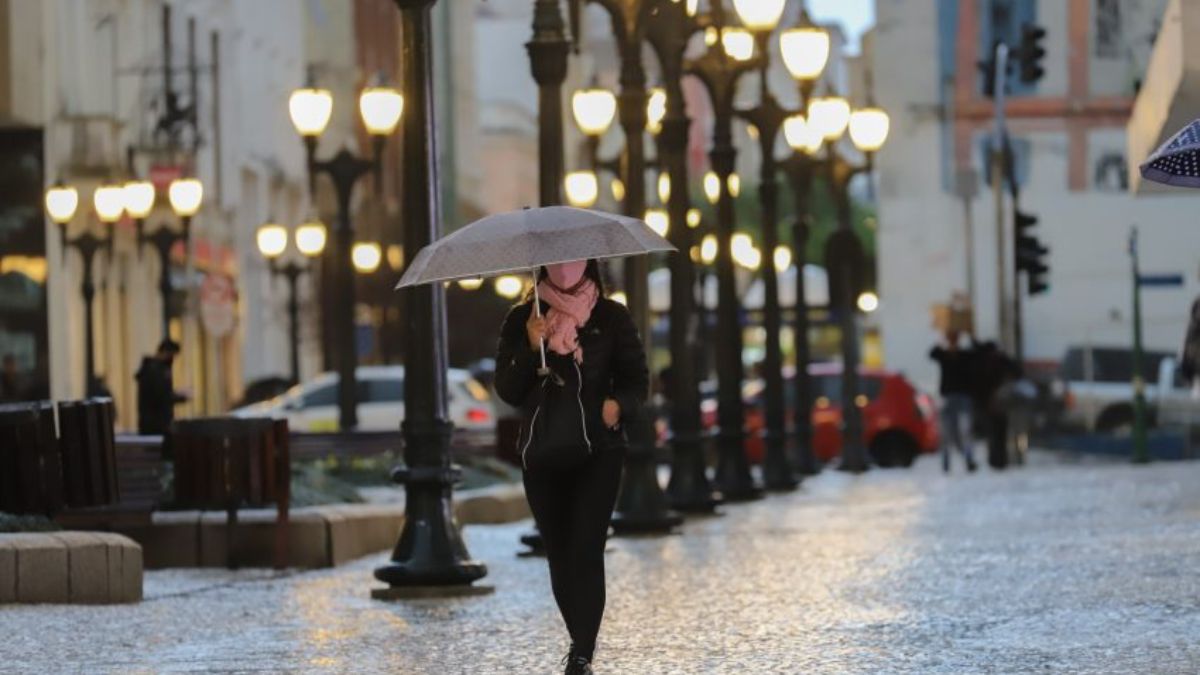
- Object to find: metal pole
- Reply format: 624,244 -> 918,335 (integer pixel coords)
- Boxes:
993,43 -> 1010,350
80,241 -> 98,396
286,265 -> 301,385
610,18 -> 681,535
527,0 -> 570,207
375,0 -> 488,595
1130,227 -> 1149,463
646,0 -> 719,513
155,233 -> 173,341
332,178 -> 358,430
832,171 -> 868,473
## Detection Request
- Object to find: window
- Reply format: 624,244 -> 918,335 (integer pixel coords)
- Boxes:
366,378 -> 404,403
303,383 -> 338,408
1095,0 -> 1121,58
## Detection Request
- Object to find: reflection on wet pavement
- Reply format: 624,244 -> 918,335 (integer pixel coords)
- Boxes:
4,452 -> 1200,673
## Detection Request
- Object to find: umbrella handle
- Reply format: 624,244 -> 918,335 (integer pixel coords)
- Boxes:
532,268 -> 550,377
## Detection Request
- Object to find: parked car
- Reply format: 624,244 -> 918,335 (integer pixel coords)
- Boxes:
227,375 -> 295,411
232,366 -> 495,437
699,364 -> 940,468
1054,346 -> 1197,433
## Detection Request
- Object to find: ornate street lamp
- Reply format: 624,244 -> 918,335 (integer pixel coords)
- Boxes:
686,0 -> 768,502
46,181 -> 120,397
257,219 -> 326,384
643,0 -> 722,515
374,0 -> 487,597
573,0 -> 683,536
133,176 -> 201,340
817,90 -> 890,473
288,81 -> 402,431
780,8 -> 831,476
527,0 -> 573,206
730,0 -> 803,491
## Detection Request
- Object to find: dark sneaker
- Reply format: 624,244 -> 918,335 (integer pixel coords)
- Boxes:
564,655 -> 594,675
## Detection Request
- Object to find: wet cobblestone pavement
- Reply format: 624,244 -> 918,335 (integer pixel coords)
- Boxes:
5,451 -> 1200,674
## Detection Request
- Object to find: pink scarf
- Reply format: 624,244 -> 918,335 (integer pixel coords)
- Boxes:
537,278 -> 599,363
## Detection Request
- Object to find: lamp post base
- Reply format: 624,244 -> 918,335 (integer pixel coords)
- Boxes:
713,431 -> 763,502
762,431 -> 799,492
612,433 -> 683,536
666,433 -> 721,514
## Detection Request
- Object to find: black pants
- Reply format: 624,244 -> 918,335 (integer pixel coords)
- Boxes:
523,446 -> 624,660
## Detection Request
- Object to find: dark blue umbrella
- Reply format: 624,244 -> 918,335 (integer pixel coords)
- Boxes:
1140,119 -> 1200,188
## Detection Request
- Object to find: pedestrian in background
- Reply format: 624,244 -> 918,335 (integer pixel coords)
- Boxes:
494,259 -> 648,675
135,339 -> 187,436
930,330 -> 979,473
972,341 -> 1022,469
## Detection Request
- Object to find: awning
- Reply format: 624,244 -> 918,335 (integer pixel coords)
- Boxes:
1127,0 -> 1200,194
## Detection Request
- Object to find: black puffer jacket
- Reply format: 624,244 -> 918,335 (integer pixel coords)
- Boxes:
495,297 -> 649,458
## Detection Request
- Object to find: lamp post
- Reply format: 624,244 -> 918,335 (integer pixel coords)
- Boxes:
729,0 -> 796,491
289,82 -> 403,431
566,0 -> 683,534
686,2 -> 764,501
644,0 -> 721,514
257,220 -> 327,384
374,0 -> 487,595
809,88 -> 890,473
778,11 -> 831,476
130,177 -> 202,341
46,181 -> 122,397
527,0 -> 572,206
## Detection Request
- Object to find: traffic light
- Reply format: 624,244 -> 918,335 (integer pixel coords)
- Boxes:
1014,210 -> 1050,296
1017,23 -> 1047,84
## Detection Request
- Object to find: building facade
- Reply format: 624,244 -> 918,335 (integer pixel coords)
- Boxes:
873,0 -> 1199,393
0,0 -> 310,428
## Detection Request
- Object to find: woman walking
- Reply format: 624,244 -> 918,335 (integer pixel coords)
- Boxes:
494,259 -> 647,675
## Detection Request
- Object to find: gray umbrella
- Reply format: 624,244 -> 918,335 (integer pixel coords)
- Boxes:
396,205 -> 675,372
396,206 -> 674,287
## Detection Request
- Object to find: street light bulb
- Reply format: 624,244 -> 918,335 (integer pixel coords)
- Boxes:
647,88 -> 667,134
728,173 -> 741,198
458,278 -> 484,291
808,96 -> 851,141
784,114 -> 824,155
564,171 -> 599,208
700,234 -> 718,264
495,275 -> 524,299
857,291 -> 880,313
722,29 -> 756,62
122,180 -> 156,219
610,291 -> 628,306
657,173 -> 671,204
732,0 -> 786,32
359,87 -> 404,136
849,107 -> 891,153
296,221 -> 327,257
257,224 -> 289,259
168,178 -> 203,217
611,177 -> 626,203
685,0 -> 699,17
644,209 -> 669,237
572,88 -> 617,137
386,244 -> 404,271
780,28 -> 831,81
774,245 -> 793,272
93,184 -> 126,223
352,242 -> 382,274
703,171 -> 721,204
45,183 -> 79,224
289,87 -> 333,137
687,208 -> 702,229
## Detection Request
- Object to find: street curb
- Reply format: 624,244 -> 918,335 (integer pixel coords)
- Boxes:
111,483 -> 529,570
0,532 -> 143,605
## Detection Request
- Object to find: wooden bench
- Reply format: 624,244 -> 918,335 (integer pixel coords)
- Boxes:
169,417 -> 291,569
1,399 -> 118,518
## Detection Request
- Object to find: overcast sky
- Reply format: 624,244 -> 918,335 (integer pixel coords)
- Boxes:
806,0 -> 875,54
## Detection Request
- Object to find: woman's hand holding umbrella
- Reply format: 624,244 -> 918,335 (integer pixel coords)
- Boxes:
526,314 -> 547,352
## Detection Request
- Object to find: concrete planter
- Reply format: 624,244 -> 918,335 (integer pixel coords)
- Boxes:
0,532 -> 143,605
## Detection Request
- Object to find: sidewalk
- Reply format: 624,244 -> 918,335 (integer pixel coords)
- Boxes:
4,451 -> 1200,673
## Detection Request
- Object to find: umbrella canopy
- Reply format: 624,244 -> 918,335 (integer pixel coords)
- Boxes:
396,206 -> 675,288
1139,119 -> 1200,188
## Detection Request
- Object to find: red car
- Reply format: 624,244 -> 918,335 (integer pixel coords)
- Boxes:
700,364 -> 940,468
